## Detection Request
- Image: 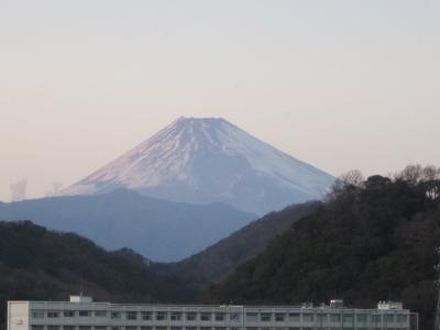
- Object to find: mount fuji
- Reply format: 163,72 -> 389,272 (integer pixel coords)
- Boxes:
62,117 -> 334,215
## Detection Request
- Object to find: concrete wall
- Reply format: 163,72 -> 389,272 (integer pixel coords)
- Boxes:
8,302 -> 29,330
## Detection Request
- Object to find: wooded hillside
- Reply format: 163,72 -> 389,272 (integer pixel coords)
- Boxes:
205,166 -> 440,329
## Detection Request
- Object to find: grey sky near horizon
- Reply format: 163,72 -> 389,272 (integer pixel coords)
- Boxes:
1,0 -> 439,202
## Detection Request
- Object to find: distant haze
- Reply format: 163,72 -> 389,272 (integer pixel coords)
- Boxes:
1,0 -> 439,202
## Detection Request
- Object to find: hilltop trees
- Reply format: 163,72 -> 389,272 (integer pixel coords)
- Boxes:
205,165 -> 440,329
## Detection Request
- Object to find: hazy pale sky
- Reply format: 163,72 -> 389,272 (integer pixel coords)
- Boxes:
1,0 -> 439,202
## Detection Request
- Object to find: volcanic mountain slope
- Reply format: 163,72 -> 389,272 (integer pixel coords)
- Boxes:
62,117 -> 334,215
0,190 -> 255,262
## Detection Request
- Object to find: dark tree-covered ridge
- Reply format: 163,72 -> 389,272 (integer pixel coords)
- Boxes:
0,221 -> 192,330
205,165 -> 440,330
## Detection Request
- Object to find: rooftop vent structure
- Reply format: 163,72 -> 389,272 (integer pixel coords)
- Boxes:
377,301 -> 403,310
330,299 -> 344,308
69,295 -> 93,303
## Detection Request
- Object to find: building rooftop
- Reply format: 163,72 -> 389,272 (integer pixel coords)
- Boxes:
19,296 -> 407,311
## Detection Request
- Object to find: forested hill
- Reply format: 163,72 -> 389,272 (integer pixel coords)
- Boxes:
0,221 -> 193,330
205,166 -> 440,330
160,201 -> 319,286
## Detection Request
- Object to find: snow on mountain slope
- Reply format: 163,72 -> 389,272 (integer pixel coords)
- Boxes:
62,117 -> 334,214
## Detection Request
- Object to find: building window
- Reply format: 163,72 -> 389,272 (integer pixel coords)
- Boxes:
48,327 -> 60,330
246,313 -> 258,321
302,314 -> 314,322
32,326 -> 44,330
317,314 -> 328,322
95,327 -> 107,330
156,312 -> 168,321
372,315 -> 381,323
79,311 -> 91,317
171,312 -> 182,321
216,328 -> 226,330
111,327 -> 120,330
230,313 -> 240,322
79,327 -> 91,330
141,312 -> 152,320
356,314 -> 367,322
343,314 -> 353,323
275,313 -> 285,322
246,328 -> 257,330
111,312 -> 121,319
126,326 -> 137,330
261,313 -> 271,321
171,327 -> 182,330
186,312 -> 197,321
64,311 -> 75,317
185,327 -> 197,330
32,311 -> 45,319
127,312 -> 138,320
397,314 -> 408,322
47,312 -> 60,318
288,313 -> 300,322
64,326 -> 75,330
141,327 -> 152,330
156,327 -> 167,330
95,311 -> 107,317
201,313 -> 211,321
215,313 -> 225,321
330,314 -> 341,322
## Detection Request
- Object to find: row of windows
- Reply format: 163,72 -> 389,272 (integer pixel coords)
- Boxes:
33,312 -> 240,322
31,327 -> 243,330
31,311 -> 408,324
34,312 -> 104,319
31,326 -> 410,330
249,313 -> 407,323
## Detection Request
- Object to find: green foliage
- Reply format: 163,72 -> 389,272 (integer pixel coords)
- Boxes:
205,165 -> 440,329
0,221 -> 193,330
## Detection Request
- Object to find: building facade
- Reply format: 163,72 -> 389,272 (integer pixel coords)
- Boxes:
7,296 -> 418,330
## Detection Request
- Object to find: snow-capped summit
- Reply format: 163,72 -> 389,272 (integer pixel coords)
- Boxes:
62,117 -> 334,214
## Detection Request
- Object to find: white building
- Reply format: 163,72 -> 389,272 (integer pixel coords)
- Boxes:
7,296 -> 418,330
